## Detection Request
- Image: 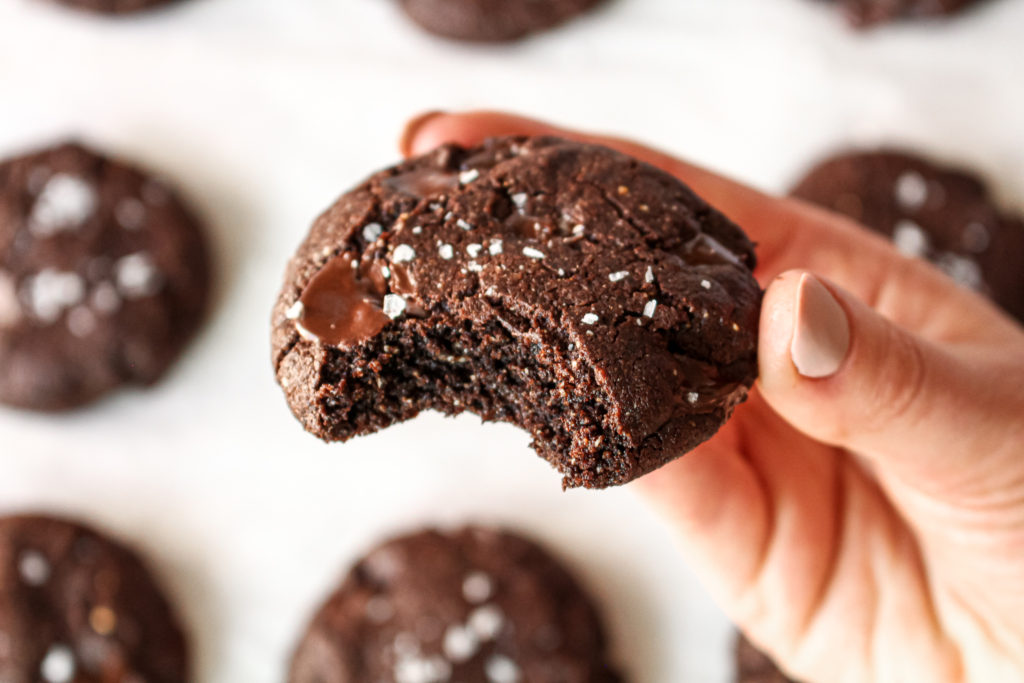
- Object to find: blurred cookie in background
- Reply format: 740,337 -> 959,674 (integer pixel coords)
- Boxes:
0,514 -> 189,682
826,0 -> 986,27
790,149 -> 1024,322
735,634 -> 798,683
289,526 -> 623,682
398,0 -> 605,42
39,0 -> 184,14
0,141 -> 211,411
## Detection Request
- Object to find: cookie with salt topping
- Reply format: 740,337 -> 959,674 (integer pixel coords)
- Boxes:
271,136 -> 761,489
0,514 -> 189,682
827,0 -> 985,28
289,527 -> 622,683
42,0 -> 183,14
734,633 -> 798,683
397,0 -> 605,42
790,149 -> 1024,322
0,141 -> 211,410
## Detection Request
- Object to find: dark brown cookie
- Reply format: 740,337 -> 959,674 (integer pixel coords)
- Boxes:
289,526 -> 622,683
0,514 -> 189,682
271,136 -> 761,489
0,141 -> 211,411
398,0 -> 605,42
41,0 -> 181,14
735,634 -> 797,683
826,0 -> 983,27
790,149 -> 1024,322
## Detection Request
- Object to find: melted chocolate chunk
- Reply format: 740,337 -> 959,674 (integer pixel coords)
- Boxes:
383,168 -> 459,198
295,255 -> 390,347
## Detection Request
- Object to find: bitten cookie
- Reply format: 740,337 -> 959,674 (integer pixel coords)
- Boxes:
41,0 -> 181,14
790,149 -> 1024,322
271,136 -> 761,489
0,514 -> 189,682
734,634 -> 797,683
0,141 -> 211,411
825,0 -> 983,27
398,0 -> 604,42
289,527 -> 622,683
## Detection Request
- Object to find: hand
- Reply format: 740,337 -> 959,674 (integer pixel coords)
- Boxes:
402,112 -> 1024,683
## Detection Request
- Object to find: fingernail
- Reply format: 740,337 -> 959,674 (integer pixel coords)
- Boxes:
399,110 -> 446,157
791,273 -> 850,378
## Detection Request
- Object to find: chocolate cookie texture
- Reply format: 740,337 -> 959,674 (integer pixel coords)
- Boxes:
271,136 -> 761,489
791,149 -> 1024,322
0,142 -> 211,411
0,515 -> 189,682
735,635 -> 797,683
289,527 -> 622,683
42,0 -> 181,14
827,0 -> 982,27
398,0 -> 604,42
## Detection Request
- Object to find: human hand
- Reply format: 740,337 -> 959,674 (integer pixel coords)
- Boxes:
402,111 -> 1024,683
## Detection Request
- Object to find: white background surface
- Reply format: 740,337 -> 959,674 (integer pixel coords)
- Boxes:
0,0 -> 1022,681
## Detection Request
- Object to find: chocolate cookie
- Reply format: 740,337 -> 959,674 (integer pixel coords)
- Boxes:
289,526 -> 622,683
0,514 -> 189,682
791,149 -> 1024,322
825,0 -> 983,27
42,0 -> 181,14
271,136 -> 761,489
735,634 -> 797,683
0,142 -> 211,411
398,0 -> 605,42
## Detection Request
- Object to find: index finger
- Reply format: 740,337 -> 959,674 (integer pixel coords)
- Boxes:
400,111 -> 1003,339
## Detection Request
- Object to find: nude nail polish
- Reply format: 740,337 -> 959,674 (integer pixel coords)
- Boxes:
791,273 -> 850,378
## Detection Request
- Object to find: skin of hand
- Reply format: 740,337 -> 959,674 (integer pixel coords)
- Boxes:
399,112 -> 1024,683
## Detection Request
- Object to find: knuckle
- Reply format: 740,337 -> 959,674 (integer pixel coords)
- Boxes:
860,327 -> 929,436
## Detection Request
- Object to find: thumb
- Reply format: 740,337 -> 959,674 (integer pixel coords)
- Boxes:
758,270 -> 1024,496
